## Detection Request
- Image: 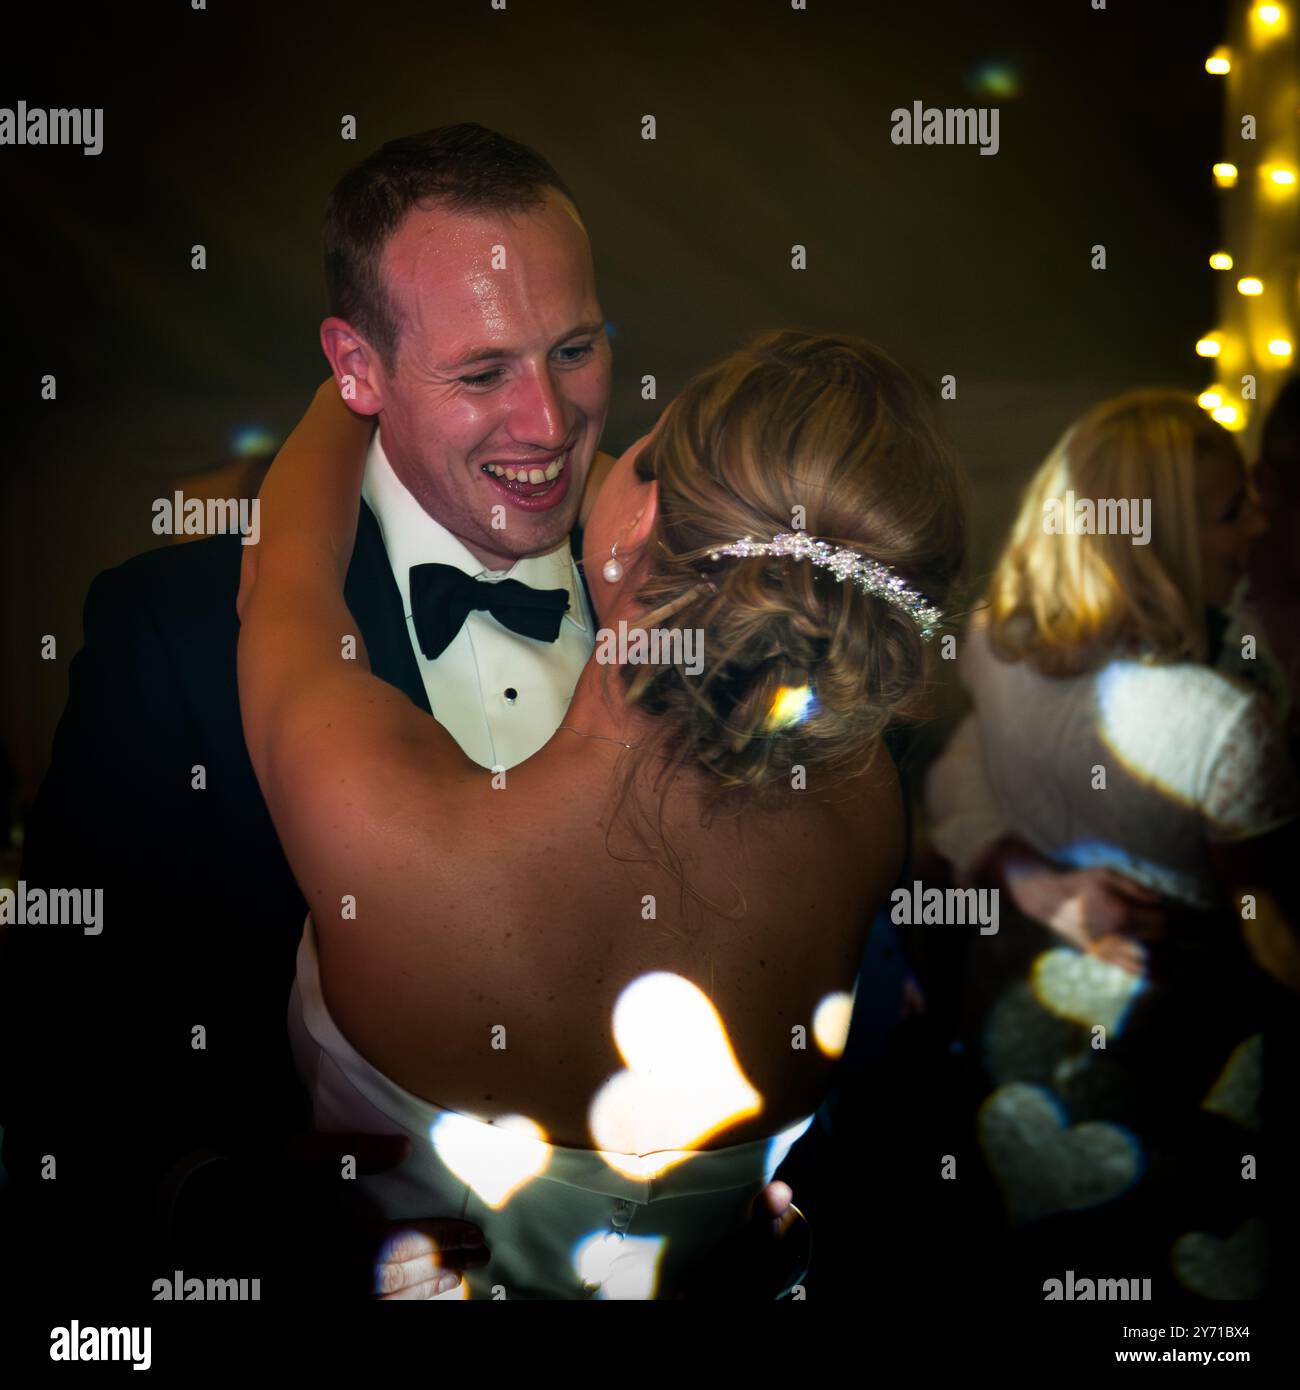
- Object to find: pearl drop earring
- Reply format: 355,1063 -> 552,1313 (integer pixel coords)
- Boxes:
602,542 -> 624,584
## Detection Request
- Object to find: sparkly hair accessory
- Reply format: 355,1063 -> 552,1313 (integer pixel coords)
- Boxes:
707,532 -> 944,641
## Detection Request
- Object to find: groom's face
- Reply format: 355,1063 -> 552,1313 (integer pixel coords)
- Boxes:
367,191 -> 611,568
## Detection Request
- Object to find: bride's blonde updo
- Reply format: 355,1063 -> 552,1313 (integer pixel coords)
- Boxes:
614,328 -> 967,822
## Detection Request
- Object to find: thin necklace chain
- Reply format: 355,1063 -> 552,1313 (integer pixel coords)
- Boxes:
556,724 -> 641,750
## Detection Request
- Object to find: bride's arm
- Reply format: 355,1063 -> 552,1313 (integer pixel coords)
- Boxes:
235,380 -> 371,620
236,381 -> 476,918
237,379 -> 379,756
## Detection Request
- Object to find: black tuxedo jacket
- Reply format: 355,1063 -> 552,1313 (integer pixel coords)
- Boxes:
0,503 -> 589,1294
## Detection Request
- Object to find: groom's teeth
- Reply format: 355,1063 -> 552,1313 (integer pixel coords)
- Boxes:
481,450 -> 568,482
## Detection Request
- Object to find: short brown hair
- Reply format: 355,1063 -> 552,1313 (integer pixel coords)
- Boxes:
322,122 -> 579,369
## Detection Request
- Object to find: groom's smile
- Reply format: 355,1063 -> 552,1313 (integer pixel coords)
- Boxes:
477,442 -> 575,513
321,186 -> 612,569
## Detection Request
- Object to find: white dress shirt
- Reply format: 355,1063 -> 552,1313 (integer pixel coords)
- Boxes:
362,429 -> 595,770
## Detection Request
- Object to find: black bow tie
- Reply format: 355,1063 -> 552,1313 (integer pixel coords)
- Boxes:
409,562 -> 570,660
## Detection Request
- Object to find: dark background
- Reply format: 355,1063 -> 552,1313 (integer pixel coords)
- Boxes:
8,0 -> 1288,1337
0,0 -> 1230,808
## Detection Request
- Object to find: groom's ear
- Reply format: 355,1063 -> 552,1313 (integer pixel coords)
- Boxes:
320,318 -> 385,416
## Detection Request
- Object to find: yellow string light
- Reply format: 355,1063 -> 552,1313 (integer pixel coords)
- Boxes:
1208,13 -> 1295,417
1250,3 -> 1289,41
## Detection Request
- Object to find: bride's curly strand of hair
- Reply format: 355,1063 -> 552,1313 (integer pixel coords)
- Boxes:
602,329 -> 968,907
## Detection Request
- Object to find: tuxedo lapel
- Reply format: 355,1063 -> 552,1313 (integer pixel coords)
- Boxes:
345,500 -> 432,715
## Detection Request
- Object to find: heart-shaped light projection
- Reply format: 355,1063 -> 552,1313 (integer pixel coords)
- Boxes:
572,1231 -> 667,1300
1094,664 -> 1201,807
590,972 -> 763,1180
1031,948 -> 1144,1036
812,990 -> 854,1058
1200,1034 -> 1262,1131
432,1112 -> 551,1210
978,1082 -> 1142,1225
1171,1217 -> 1267,1300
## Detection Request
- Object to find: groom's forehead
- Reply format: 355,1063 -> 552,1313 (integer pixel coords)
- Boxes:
381,199 -> 591,325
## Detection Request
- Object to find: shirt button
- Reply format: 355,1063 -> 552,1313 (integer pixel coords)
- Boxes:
503,687 -> 518,704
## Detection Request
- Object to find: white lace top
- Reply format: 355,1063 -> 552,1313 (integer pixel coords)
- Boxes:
927,623 -> 1298,908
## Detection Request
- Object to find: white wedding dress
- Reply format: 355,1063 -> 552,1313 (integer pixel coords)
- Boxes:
287,915 -> 813,1300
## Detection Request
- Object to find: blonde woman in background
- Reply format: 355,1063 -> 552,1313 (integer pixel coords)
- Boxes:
923,390 -> 1298,1298
928,390 -> 1299,983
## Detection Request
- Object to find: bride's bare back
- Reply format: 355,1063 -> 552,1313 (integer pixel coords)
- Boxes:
314,735 -> 904,1151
